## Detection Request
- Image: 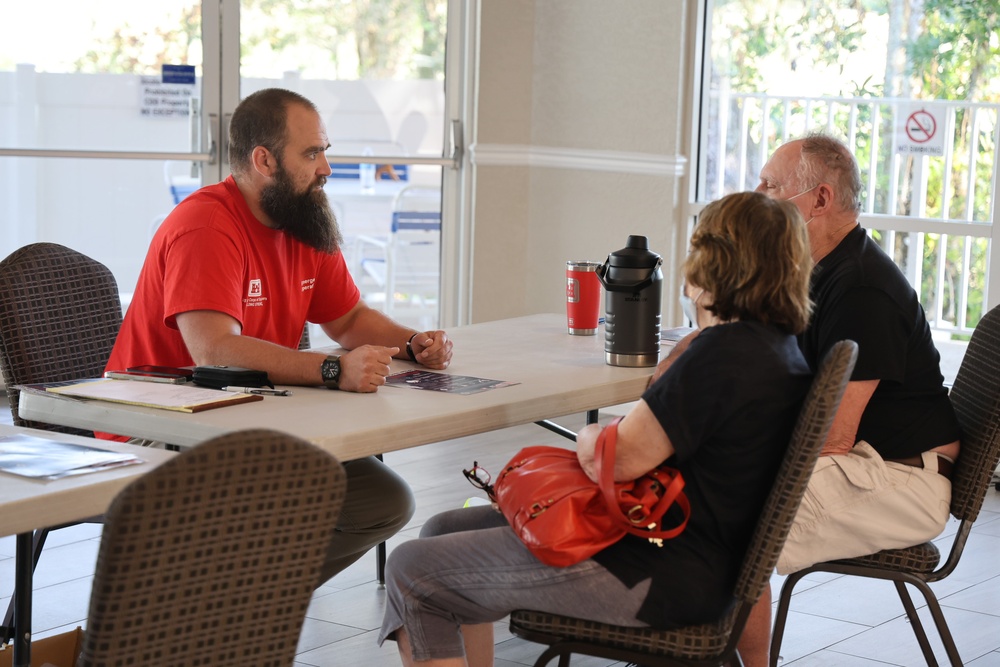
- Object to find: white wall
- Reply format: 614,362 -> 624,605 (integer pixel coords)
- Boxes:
469,0 -> 694,326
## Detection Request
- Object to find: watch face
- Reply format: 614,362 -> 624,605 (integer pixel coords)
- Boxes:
322,357 -> 341,383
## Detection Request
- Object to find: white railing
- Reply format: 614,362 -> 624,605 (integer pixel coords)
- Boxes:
697,90 -> 1000,337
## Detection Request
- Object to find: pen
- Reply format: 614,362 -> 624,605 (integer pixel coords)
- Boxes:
221,386 -> 293,396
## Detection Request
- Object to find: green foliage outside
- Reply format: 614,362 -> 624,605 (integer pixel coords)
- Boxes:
71,0 -> 447,80
708,0 -> 1000,334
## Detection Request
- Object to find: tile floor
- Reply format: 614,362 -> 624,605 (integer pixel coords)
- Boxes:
3,339 -> 999,666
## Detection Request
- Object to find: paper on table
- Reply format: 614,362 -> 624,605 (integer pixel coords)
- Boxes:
660,327 -> 696,345
0,433 -> 144,480
46,378 -> 263,413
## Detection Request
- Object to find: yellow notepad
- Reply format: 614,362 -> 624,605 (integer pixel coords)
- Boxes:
47,378 -> 263,413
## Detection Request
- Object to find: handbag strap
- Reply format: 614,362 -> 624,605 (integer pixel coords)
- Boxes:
594,418 -> 691,542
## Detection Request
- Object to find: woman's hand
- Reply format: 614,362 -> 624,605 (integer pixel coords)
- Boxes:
575,422 -> 605,483
577,407 -> 675,484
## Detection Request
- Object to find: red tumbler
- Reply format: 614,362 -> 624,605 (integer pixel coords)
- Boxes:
566,261 -> 602,335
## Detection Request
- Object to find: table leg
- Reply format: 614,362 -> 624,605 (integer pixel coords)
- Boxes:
533,419 -> 579,441
12,532 -> 32,667
376,453 -> 386,587
376,541 -> 386,588
535,409 -> 601,441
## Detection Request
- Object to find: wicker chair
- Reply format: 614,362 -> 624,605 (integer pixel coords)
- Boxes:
0,242 -> 123,433
0,243 -> 123,642
770,305 -> 1000,667
298,323 -> 311,350
77,429 -> 346,667
508,340 -> 858,667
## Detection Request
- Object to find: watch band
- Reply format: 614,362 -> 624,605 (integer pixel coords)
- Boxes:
405,332 -> 419,362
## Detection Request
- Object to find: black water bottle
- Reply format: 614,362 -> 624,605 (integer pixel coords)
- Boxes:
596,235 -> 663,367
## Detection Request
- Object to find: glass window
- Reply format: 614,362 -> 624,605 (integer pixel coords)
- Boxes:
0,1 -> 206,295
0,1 -> 203,152
1,0 -> 455,331
238,0 -> 449,334
697,0 -> 1000,335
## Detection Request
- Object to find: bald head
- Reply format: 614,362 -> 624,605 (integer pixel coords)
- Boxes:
758,134 -> 862,217
756,133 -> 864,261
229,88 -> 321,178
796,134 -> 863,215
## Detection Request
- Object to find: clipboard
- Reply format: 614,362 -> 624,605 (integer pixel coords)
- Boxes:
45,379 -> 263,413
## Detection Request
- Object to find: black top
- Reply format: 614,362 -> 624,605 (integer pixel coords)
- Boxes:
592,321 -> 811,628
797,226 -> 960,458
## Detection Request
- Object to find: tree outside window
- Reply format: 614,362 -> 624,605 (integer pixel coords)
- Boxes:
701,0 -> 1000,333
55,0 -> 447,81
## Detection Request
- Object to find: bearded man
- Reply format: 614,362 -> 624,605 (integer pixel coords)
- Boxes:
104,87 -> 452,586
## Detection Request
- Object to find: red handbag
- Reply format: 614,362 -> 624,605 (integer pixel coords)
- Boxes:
489,417 -> 690,567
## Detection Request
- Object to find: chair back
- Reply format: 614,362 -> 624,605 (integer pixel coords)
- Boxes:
391,210 -> 442,233
391,184 -> 441,213
507,342 -> 858,665
297,323 -> 311,350
169,181 -> 199,205
947,304 -> 1000,523
733,340 -> 858,608
78,429 -> 346,667
162,160 -> 200,205
0,243 -> 122,433
388,185 -> 442,271
328,163 -> 409,181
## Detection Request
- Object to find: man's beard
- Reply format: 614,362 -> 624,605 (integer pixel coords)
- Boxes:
259,164 -> 343,254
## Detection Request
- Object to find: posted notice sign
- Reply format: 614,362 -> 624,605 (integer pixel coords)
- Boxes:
896,104 -> 946,156
140,64 -> 196,118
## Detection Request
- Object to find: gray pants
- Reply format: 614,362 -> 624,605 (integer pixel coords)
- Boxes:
378,505 -> 650,662
317,455 -> 415,585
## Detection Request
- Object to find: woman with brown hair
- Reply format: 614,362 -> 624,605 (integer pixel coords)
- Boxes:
378,191 -> 814,667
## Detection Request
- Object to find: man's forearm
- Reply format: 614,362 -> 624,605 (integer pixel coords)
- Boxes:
189,331 -> 328,385
322,305 -> 412,355
819,378 -> 880,456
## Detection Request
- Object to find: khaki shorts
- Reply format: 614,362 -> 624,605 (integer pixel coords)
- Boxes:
777,441 -> 952,575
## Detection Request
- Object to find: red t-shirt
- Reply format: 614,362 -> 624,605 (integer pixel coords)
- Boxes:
105,175 -> 359,384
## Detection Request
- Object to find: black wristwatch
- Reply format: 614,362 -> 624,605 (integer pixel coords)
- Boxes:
320,355 -> 341,390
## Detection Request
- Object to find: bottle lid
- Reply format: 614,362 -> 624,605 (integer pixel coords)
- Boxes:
607,235 -> 661,269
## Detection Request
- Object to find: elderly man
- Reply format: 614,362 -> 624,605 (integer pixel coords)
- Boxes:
105,87 -> 453,585
737,133 -> 961,666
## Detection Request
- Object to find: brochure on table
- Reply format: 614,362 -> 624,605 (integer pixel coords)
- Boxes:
0,433 -> 144,480
385,370 -> 519,395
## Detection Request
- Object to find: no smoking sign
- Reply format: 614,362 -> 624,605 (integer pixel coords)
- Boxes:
906,110 -> 936,143
897,105 -> 945,156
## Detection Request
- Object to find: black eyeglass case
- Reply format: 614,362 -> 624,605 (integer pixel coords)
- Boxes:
191,365 -> 274,390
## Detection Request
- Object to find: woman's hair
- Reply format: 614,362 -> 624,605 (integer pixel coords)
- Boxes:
684,191 -> 813,334
228,88 -> 318,176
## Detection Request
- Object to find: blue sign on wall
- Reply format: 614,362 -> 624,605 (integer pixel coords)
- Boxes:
162,64 -> 196,85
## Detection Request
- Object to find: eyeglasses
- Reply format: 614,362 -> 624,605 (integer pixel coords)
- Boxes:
462,461 -> 496,502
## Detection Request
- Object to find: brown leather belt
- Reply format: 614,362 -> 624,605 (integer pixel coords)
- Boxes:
887,453 -> 953,479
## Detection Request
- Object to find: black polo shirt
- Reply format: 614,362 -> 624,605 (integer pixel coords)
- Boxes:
797,225 -> 961,458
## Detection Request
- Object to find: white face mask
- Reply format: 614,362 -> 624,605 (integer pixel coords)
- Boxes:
680,287 -> 704,327
787,184 -> 818,224
787,184 -> 818,201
